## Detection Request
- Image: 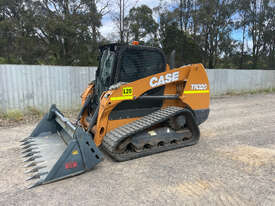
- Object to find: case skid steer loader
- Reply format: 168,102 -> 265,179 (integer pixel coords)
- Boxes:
20,43 -> 210,188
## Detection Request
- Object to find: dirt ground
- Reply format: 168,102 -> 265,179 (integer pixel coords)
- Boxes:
0,93 -> 274,206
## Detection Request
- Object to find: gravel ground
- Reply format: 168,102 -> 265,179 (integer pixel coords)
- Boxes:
0,93 -> 274,206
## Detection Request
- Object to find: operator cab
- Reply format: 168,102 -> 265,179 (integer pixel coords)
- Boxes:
95,43 -> 166,96
94,43 -> 167,120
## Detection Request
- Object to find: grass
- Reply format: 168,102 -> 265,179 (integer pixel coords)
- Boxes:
0,106 -> 80,128
1,110 -> 24,121
223,88 -> 275,96
0,107 -> 44,120
0,107 -> 43,127
25,106 -> 43,117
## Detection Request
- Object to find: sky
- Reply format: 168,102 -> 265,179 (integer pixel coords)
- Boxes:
99,0 -> 166,39
99,0 -> 250,47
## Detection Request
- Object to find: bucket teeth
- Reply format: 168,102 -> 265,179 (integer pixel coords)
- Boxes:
21,144 -> 36,150
22,152 -> 34,158
26,172 -> 48,181
23,155 -> 42,162
19,111 -> 102,189
24,162 -> 37,168
25,165 -> 46,174
24,160 -> 44,168
21,147 -> 38,154
27,181 -> 43,189
22,148 -> 32,154
20,140 -> 34,146
26,173 -> 40,181
22,151 -> 40,158
20,137 -> 33,142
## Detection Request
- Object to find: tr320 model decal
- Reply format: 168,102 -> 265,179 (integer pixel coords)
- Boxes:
184,84 -> 209,94
191,84 -> 207,90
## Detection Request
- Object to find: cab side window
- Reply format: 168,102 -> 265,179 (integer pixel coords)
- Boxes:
119,49 -> 165,82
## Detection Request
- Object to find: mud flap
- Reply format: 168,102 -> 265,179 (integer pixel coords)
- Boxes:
20,105 -> 103,188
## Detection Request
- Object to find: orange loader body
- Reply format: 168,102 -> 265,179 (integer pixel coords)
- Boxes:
80,63 -> 210,146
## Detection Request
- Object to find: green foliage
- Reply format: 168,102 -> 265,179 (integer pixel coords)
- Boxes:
5,110 -> 23,121
126,5 -> 158,42
0,111 -> 6,119
0,0 -> 103,66
225,88 -> 275,96
25,107 -> 43,117
0,0 -> 274,69
160,21 -> 202,66
156,0 -> 275,69
0,57 -> 7,64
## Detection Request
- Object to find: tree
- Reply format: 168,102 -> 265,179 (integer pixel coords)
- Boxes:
0,0 -> 274,69
159,10 -> 202,66
0,0 -> 23,63
263,2 -> 275,69
175,0 -> 193,32
126,5 -> 158,43
0,0 -> 109,65
246,0 -> 274,69
196,0 -> 236,68
31,0 -> 104,65
111,0 -> 133,43
235,0 -> 250,69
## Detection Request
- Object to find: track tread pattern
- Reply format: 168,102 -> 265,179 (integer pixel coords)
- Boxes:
102,106 -> 184,153
102,106 -> 200,161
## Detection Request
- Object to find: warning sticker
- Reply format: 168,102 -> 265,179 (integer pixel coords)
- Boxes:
110,87 -> 133,101
72,150 -> 79,155
122,87 -> 133,96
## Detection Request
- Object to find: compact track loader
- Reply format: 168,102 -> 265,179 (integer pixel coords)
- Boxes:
20,43 -> 210,188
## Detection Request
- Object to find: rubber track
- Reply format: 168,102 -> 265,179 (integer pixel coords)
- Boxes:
102,106 -> 200,161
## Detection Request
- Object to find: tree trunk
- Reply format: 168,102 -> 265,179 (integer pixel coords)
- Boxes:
179,0 -> 183,32
239,25 -> 246,69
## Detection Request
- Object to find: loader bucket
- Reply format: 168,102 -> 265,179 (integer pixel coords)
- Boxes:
20,105 -> 103,188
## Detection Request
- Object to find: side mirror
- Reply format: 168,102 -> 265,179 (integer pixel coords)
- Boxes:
169,50 -> 176,69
